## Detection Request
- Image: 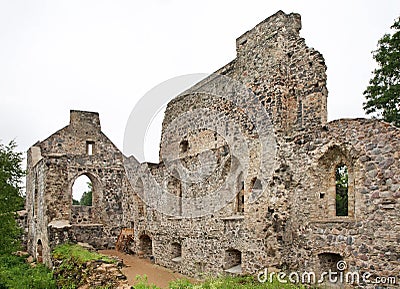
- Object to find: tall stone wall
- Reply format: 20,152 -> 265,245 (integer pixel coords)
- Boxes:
151,10 -> 330,276
162,11 -> 327,141
284,119 -> 400,279
26,111 -> 134,265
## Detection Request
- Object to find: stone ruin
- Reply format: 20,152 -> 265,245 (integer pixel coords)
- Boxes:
24,11 -> 399,285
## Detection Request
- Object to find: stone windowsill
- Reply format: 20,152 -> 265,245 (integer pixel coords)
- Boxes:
172,256 -> 182,263
72,223 -> 104,227
221,215 -> 245,221
224,264 -> 242,274
167,216 -> 183,221
47,153 -> 66,157
48,219 -> 71,228
310,217 -> 355,223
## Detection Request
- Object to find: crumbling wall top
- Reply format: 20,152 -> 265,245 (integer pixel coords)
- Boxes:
236,10 -> 301,52
69,110 -> 101,130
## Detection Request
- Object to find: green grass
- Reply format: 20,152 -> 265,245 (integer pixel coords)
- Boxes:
0,254 -> 56,289
132,274 -> 306,289
52,243 -> 114,263
52,243 -> 117,288
51,244 -> 305,289
199,275 -> 304,288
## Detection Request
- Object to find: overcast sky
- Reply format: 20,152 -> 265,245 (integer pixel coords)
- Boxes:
1,0 -> 399,164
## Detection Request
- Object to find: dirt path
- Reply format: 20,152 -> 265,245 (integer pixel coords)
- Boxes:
99,250 -> 188,288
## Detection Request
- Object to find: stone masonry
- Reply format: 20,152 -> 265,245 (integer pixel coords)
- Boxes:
25,11 -> 399,287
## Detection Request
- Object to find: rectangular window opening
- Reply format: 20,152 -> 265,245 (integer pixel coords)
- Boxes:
86,141 -> 94,155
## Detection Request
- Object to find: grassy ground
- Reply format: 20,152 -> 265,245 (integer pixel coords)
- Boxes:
52,243 -> 115,264
53,244 -> 305,289
52,243 -> 117,289
0,253 -> 56,289
1,244 -> 305,289
135,274 -> 305,289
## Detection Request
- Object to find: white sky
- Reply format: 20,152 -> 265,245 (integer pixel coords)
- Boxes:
72,174 -> 91,200
1,0 -> 399,164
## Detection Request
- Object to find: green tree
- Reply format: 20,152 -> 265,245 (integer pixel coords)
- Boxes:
335,164 -> 348,217
0,141 -> 25,254
363,16 -> 400,127
0,141 -> 56,289
79,182 -> 92,206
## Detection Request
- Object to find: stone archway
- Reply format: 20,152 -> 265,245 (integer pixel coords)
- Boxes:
36,239 -> 43,263
139,234 -> 153,258
69,172 -> 102,224
72,174 -> 93,206
224,248 -> 242,273
171,242 -> 182,259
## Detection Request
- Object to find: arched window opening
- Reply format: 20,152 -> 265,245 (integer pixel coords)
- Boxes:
236,181 -> 245,213
335,164 -> 348,216
72,175 -> 93,206
136,194 -> 145,217
251,177 -> 263,191
317,145 -> 354,220
235,172 -> 244,214
139,234 -> 153,258
224,249 -> 242,274
34,187 -> 38,216
36,239 -> 43,263
33,179 -> 38,217
171,242 -> 182,262
250,177 -> 263,203
168,176 -> 182,216
180,140 -> 189,153
318,252 -> 343,273
178,189 -> 182,216
135,178 -> 145,217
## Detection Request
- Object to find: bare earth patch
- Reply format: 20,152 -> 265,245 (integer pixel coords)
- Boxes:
99,250 -> 188,288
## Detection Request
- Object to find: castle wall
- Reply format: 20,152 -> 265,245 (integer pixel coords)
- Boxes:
284,119 -> 400,279
25,111 -> 134,265
162,11 -> 327,140
150,10 -> 329,276
24,10 -> 399,285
